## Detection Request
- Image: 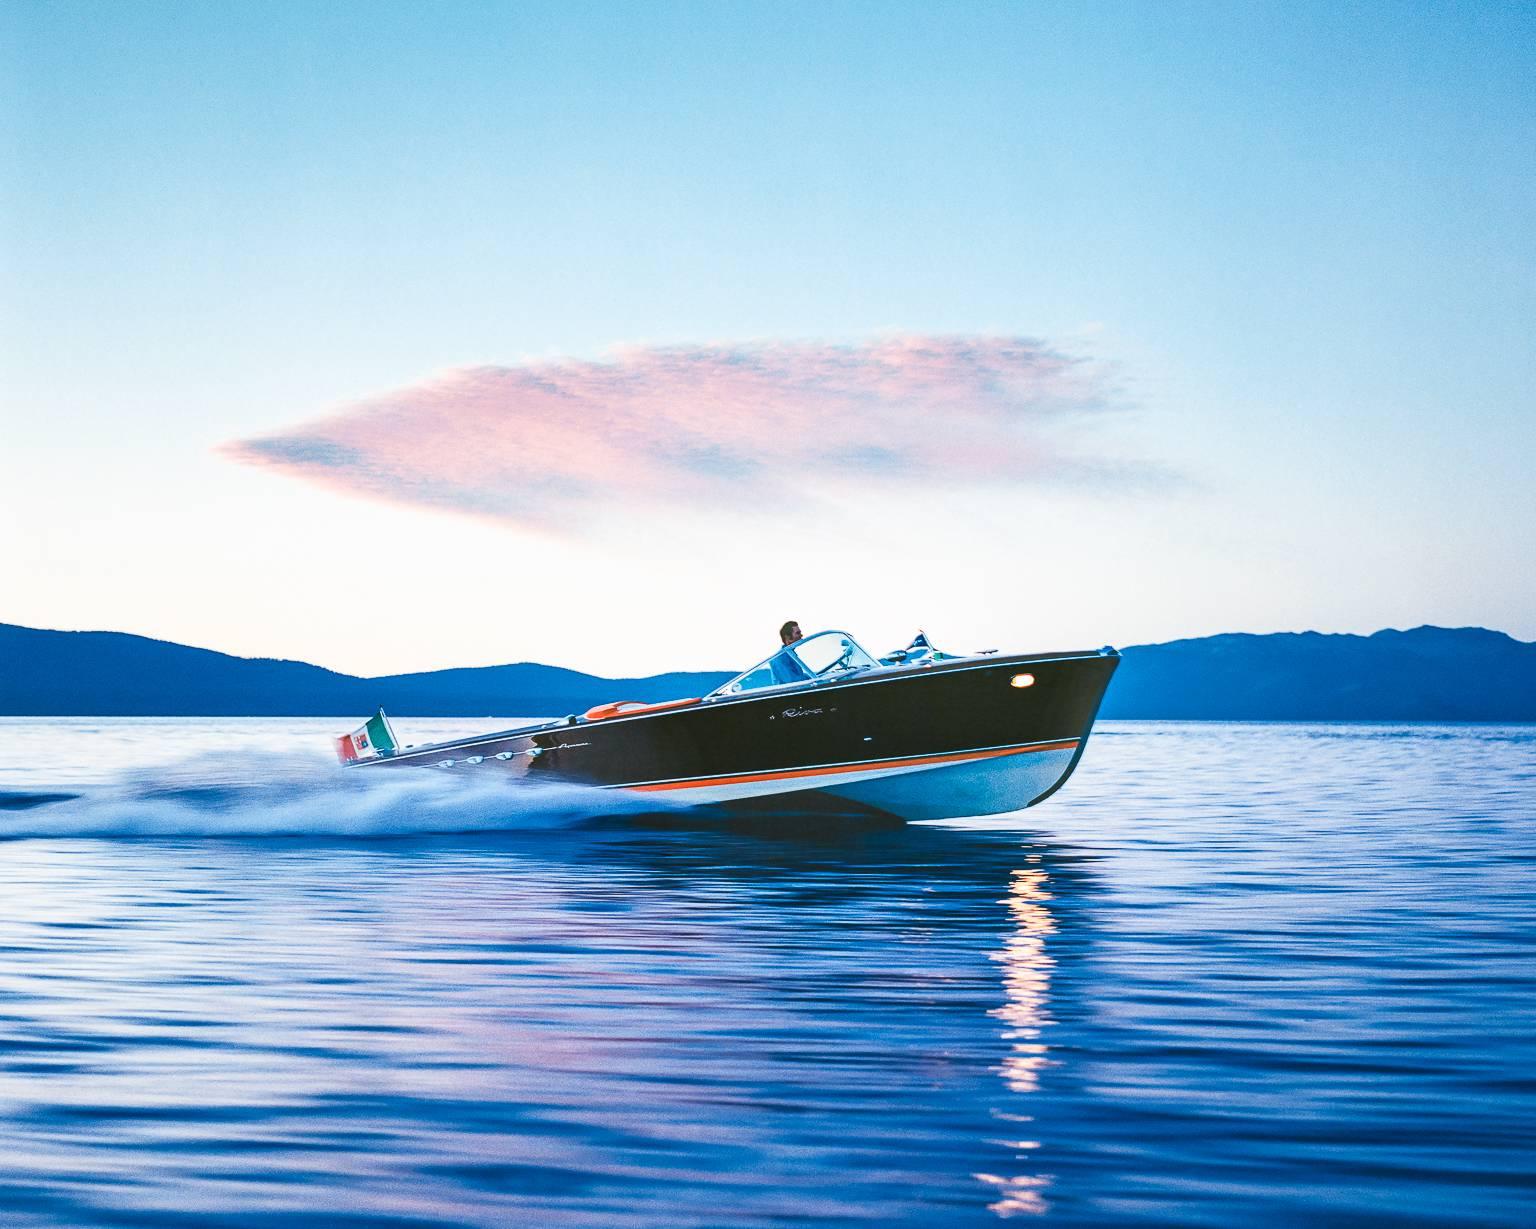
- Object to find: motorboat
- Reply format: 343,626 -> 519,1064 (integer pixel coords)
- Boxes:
338,630 -> 1119,821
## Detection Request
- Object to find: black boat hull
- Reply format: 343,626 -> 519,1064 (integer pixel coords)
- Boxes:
359,649 -> 1118,821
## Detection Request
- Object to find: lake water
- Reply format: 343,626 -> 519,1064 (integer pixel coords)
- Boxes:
0,719 -> 1532,1226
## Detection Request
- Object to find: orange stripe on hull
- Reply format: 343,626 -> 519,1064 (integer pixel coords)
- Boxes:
628,739 -> 1080,793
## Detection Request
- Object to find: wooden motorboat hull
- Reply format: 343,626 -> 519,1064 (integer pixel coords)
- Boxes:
355,648 -> 1118,822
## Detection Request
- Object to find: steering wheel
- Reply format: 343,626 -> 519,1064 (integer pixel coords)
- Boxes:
814,643 -> 855,676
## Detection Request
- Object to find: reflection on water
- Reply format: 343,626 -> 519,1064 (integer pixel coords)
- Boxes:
0,718 -> 1533,1227
995,865 -> 1057,1095
978,865 -> 1058,1216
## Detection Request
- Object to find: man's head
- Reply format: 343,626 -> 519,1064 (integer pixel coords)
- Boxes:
779,620 -> 803,646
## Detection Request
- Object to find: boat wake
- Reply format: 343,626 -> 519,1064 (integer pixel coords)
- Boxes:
0,753 -> 683,839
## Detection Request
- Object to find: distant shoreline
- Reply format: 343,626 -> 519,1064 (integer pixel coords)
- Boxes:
3,622 -> 1533,723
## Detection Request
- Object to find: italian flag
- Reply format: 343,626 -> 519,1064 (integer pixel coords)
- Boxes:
335,709 -> 398,763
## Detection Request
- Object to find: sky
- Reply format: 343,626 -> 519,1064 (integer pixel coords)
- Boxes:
2,0 -> 1533,677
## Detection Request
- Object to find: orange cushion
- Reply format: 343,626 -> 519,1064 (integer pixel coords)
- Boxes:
582,697 -> 701,722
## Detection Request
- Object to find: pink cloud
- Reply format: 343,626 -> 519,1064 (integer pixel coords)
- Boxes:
222,336 -> 1138,528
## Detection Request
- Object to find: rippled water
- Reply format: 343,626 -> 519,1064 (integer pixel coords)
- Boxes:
0,719 -> 1532,1226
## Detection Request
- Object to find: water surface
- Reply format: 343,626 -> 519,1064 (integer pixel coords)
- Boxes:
0,719 -> 1532,1226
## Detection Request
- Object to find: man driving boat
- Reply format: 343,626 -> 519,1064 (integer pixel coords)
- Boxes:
772,621 -> 810,684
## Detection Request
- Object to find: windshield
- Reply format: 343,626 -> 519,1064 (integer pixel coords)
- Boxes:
710,631 -> 879,698
792,631 -> 878,677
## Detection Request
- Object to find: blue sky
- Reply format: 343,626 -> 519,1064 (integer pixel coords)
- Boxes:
2,1 -> 1532,674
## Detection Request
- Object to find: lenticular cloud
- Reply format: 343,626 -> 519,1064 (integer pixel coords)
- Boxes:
224,336 -> 1125,529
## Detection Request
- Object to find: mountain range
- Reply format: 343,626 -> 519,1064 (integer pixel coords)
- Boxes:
1,622 -> 1532,721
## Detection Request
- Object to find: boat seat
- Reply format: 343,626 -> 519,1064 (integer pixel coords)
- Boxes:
582,697 -> 701,722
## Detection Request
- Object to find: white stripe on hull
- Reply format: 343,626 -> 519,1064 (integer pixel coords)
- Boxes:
611,745 -> 1080,821
814,746 -> 1079,821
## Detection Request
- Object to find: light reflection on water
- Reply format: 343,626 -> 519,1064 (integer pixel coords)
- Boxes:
977,866 -> 1058,1216
0,719 -> 1532,1227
